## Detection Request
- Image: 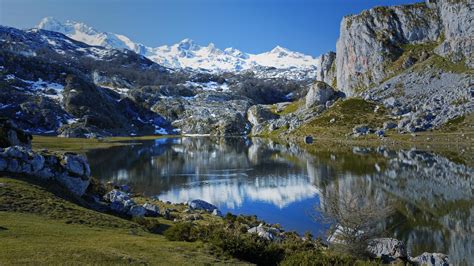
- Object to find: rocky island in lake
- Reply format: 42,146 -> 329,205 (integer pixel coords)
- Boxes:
0,0 -> 472,264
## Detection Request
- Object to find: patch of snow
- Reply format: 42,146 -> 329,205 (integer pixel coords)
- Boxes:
36,17 -> 319,80
100,84 -> 129,95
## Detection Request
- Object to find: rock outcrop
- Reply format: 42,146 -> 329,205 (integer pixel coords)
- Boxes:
247,105 -> 279,126
367,238 -> 407,262
0,119 -> 32,148
315,51 -> 337,86
305,81 -> 337,109
336,2 -> 441,96
0,146 -> 91,196
434,0 -> 473,68
0,120 -> 91,196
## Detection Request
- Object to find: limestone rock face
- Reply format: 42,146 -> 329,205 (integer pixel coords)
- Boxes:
435,0 -> 474,68
305,82 -> 336,109
336,3 -> 441,96
315,51 -> 337,86
0,146 -> 91,196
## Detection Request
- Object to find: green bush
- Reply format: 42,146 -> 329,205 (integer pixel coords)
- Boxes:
208,229 -> 284,265
164,222 -> 197,242
281,250 -> 362,266
132,217 -> 162,234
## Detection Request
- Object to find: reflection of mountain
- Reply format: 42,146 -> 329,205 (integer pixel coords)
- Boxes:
88,138 -> 472,265
88,137 -> 318,208
158,174 -> 319,209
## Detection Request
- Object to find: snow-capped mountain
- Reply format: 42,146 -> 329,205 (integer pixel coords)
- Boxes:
36,17 -> 319,79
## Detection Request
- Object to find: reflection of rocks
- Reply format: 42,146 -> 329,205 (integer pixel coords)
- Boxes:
88,137 -> 472,265
309,147 -> 472,265
376,149 -> 473,204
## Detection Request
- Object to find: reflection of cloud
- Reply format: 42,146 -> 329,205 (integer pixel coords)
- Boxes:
157,174 -> 319,209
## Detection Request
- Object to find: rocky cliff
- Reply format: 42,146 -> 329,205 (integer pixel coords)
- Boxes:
315,51 -> 337,87
335,0 -> 472,96
336,2 -> 442,96
434,0 -> 473,68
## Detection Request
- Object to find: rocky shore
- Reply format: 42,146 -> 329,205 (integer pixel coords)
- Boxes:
0,120 -> 453,265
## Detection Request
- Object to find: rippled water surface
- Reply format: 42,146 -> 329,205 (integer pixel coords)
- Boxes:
87,137 -> 473,264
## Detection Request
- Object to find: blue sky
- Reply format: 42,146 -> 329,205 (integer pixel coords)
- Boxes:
1,0 -> 419,56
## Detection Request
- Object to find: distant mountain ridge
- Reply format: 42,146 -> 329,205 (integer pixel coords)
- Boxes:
37,17 -> 319,79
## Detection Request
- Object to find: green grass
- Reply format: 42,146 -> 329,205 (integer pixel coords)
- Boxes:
294,98 -> 387,138
0,176 -> 245,265
0,212 -> 235,265
419,54 -> 472,74
32,135 -> 178,154
271,100 -> 303,116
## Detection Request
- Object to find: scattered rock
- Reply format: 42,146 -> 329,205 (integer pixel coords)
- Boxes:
375,130 -> 385,137
143,203 -> 160,217
128,205 -> 146,218
103,189 -> 130,204
367,238 -> 407,263
409,252 -> 449,266
383,121 -> 398,130
188,199 -> 218,212
184,213 -> 202,221
212,209 -> 223,217
352,125 -> 369,135
247,223 -> 280,241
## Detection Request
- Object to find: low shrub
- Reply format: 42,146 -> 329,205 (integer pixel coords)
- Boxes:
132,217 -> 161,234
164,222 -> 197,242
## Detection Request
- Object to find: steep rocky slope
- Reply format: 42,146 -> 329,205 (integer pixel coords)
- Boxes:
0,26 -> 308,137
336,0 -> 472,96
291,0 -> 473,135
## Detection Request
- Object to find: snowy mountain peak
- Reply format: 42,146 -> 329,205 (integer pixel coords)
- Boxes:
35,17 -> 319,80
270,45 -> 289,54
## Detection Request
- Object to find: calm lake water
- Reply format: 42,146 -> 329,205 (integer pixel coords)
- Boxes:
87,137 -> 473,264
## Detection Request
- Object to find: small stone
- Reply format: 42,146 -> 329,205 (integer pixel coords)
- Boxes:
128,205 -> 146,217
212,209 -> 223,217
143,203 -> 160,217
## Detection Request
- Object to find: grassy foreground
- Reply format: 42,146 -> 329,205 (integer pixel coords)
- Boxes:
0,177 -> 244,265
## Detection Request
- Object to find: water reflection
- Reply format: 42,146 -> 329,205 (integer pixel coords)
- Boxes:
87,137 -> 473,264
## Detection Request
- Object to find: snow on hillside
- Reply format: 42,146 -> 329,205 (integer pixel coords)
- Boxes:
37,17 -> 319,80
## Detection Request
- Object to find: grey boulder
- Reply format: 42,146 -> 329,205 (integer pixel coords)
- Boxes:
409,252 -> 449,266
367,238 -> 407,262
188,199 -> 218,212
143,203 -> 160,217
305,81 -> 335,109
